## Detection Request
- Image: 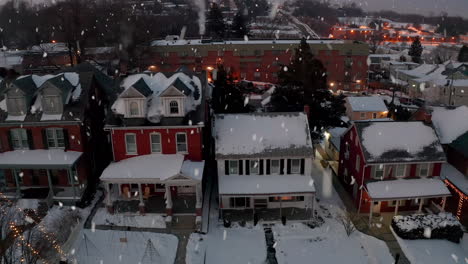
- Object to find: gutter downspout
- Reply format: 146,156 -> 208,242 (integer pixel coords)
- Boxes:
357,164 -> 369,214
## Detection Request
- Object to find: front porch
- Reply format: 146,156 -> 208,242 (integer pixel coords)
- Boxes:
222,207 -> 314,223
110,194 -> 197,214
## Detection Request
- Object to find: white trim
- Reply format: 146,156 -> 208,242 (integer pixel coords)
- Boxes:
175,132 -> 188,153
149,132 -> 162,153
46,127 -> 65,149
418,163 -> 430,177
228,160 -> 239,175
124,98 -> 145,118
249,159 -> 260,175
10,128 -> 29,150
395,164 -> 406,178
373,164 -> 385,180
124,133 -> 137,155
290,159 -> 301,174
270,159 -> 280,175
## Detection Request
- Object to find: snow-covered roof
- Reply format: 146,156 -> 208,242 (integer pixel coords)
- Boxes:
112,72 -> 202,123
398,64 -> 438,78
366,178 -> 451,200
327,127 -> 347,151
346,97 -> 388,112
441,164 -> 468,195
430,106 -> 468,144
0,150 -> 82,169
218,175 -> 315,195
100,154 -> 203,183
355,121 -> 446,163
214,112 -> 313,159
151,39 -> 345,47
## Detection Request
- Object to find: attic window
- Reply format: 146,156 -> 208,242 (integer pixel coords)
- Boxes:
170,101 -> 179,114
129,101 -> 139,116
6,96 -> 26,116
43,95 -> 62,114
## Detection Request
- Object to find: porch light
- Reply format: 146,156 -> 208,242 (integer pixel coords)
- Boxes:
206,66 -> 214,71
330,82 -> 335,87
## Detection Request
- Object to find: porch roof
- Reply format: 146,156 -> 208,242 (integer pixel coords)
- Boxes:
0,149 -> 82,169
100,154 -> 204,183
441,163 -> 468,195
218,175 -> 315,195
365,178 -> 451,201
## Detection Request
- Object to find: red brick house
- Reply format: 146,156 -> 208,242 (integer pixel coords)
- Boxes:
0,63 -> 115,205
101,68 -> 207,221
338,121 -> 450,223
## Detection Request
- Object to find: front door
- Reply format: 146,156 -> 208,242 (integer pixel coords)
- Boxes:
254,197 -> 268,208
372,201 -> 381,214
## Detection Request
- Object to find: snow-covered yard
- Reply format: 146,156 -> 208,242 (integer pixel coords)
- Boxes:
92,207 -> 166,229
393,229 -> 468,264
69,229 -> 178,264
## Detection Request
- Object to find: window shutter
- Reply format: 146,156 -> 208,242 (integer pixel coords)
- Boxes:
280,159 -> 284,175
63,129 -> 70,151
26,130 -> 34,150
287,159 -> 291,174
370,165 -> 376,178
300,159 -> 305,175
41,129 -> 49,149
259,160 -> 264,175
224,160 -> 229,175
7,131 -> 13,150
239,160 -> 243,175
245,160 -> 250,175
266,160 -> 270,175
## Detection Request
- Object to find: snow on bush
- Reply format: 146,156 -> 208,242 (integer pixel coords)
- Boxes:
392,213 -> 463,243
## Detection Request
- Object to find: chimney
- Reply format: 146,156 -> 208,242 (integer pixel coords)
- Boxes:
304,105 -> 310,119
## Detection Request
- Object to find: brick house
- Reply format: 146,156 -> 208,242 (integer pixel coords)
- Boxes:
214,112 -> 316,222
101,68 -> 207,221
0,63 -> 115,204
338,121 -> 451,223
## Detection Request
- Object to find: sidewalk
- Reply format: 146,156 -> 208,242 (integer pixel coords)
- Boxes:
329,165 -> 411,264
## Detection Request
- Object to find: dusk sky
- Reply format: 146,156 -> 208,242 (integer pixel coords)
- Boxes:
332,0 -> 468,18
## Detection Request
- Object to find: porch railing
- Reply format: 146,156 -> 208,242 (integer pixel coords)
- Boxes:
45,189 -> 54,208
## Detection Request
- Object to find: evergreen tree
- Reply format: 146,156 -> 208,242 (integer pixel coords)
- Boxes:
409,37 -> 423,63
273,38 -> 346,140
230,11 -> 249,39
458,45 -> 468,62
212,64 -> 251,113
205,3 -> 226,39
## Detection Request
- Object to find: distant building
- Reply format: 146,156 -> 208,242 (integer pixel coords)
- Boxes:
214,112 -> 316,222
144,38 -> 369,92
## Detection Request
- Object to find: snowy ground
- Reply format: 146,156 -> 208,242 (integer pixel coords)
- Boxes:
393,229 -> 468,264
187,160 -> 393,264
92,207 -> 166,229
68,229 -> 178,264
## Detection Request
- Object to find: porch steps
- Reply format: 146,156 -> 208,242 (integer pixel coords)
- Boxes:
263,227 -> 278,264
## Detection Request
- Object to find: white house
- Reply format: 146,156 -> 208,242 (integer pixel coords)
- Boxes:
214,112 -> 316,222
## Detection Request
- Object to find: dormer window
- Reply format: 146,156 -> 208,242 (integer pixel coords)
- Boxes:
130,101 -> 139,116
42,95 -> 62,114
170,101 -> 179,114
124,99 -> 144,118
6,96 -> 27,116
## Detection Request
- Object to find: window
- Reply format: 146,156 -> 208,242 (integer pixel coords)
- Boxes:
10,129 -> 28,149
291,159 -> 301,174
229,197 -> 250,208
269,196 -> 304,202
125,133 -> 137,154
374,164 -> 384,180
270,159 -> 280,174
169,101 -> 179,114
355,155 -> 360,172
389,200 -> 406,207
217,50 -> 224,56
176,133 -> 187,153
43,95 -> 62,114
395,164 -> 406,178
360,112 -> 366,119
7,97 -> 26,115
46,128 -> 65,148
162,52 -> 169,57
150,133 -> 161,153
254,50 -> 261,56
372,112 -> 377,119
129,101 -> 140,116
254,72 -> 261,80
419,164 -> 429,177
240,72 -> 246,79
229,160 -> 239,175
250,160 -> 259,175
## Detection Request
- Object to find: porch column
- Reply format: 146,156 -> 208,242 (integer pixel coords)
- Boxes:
418,198 -> 424,213
279,197 -> 283,219
368,200 -> 373,226
67,168 -> 77,200
394,201 -> 399,216
138,183 -> 145,215
195,183 -> 202,216
118,184 -> 122,196
311,195 -> 316,219
165,185 -> 173,216
441,197 -> 447,211
12,169 -> 20,196
46,169 -> 54,195
105,183 -> 114,214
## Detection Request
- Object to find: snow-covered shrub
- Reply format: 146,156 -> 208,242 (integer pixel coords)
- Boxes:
392,212 -> 463,243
